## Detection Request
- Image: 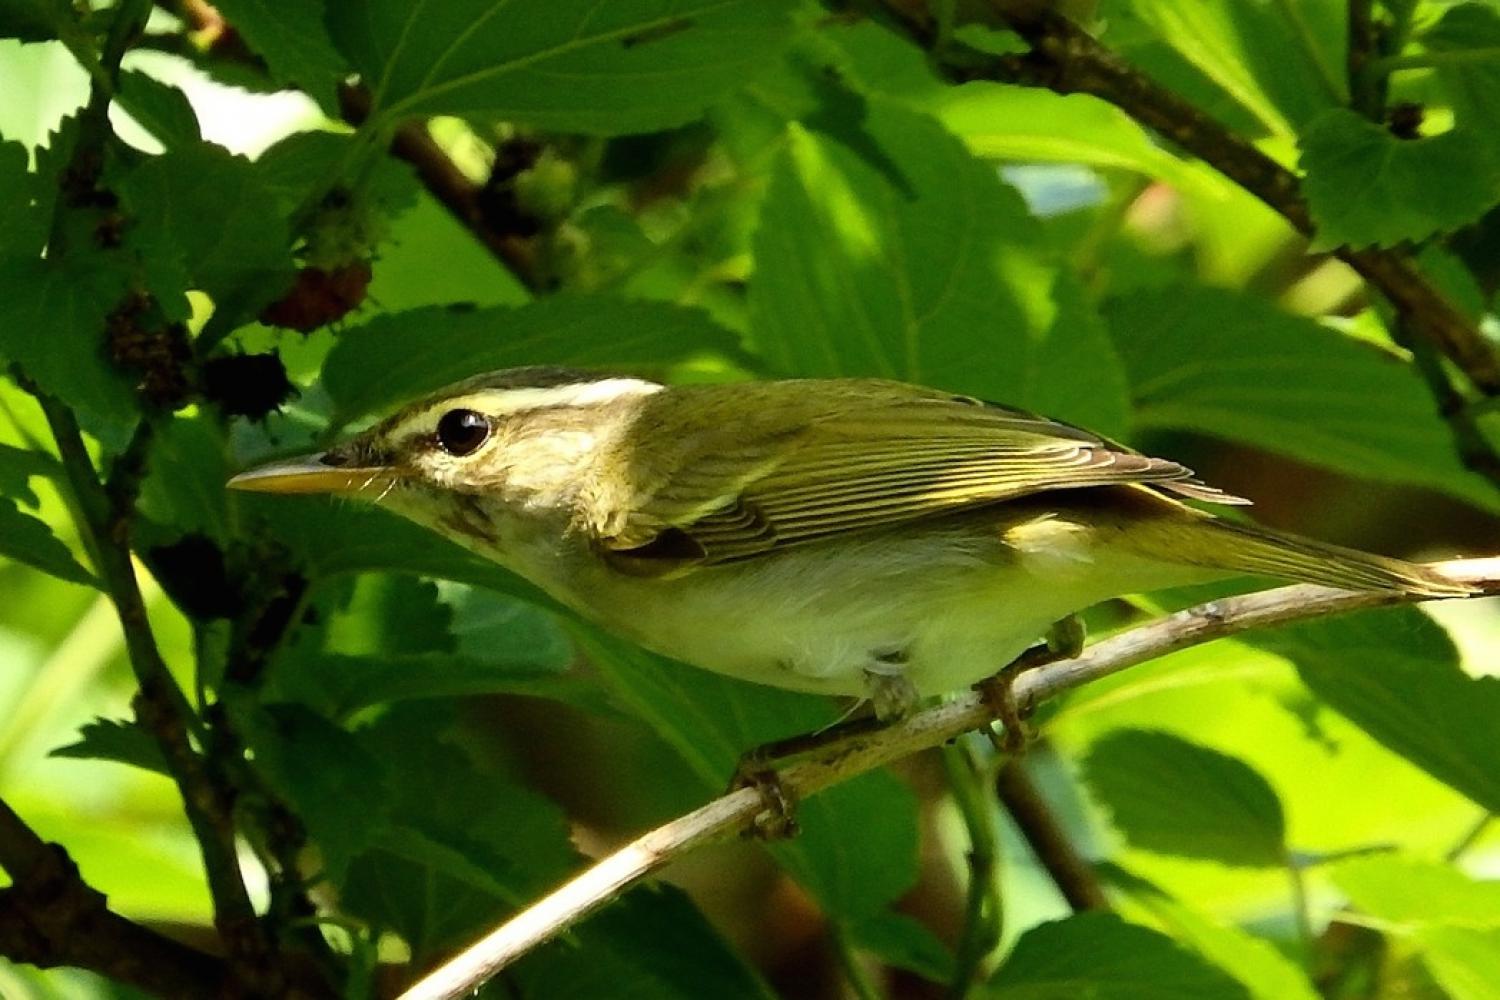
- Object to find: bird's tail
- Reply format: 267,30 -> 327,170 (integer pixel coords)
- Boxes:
1181,516 -> 1477,597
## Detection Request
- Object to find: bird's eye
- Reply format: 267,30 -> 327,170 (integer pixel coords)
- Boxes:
436,409 -> 491,456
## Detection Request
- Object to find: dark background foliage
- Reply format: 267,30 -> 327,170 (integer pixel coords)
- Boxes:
2,0 -> 1500,997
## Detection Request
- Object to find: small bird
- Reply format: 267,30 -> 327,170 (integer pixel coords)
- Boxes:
229,367 -> 1475,716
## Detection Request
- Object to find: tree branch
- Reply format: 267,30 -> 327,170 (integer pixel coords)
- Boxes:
338,84 -> 547,293
994,756 -> 1110,913
33,397 -> 277,990
884,2 -> 1500,396
397,557 -> 1500,1000
0,799 -> 227,998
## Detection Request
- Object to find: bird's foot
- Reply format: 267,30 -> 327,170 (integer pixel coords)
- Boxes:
975,614 -> 1085,754
731,765 -> 801,839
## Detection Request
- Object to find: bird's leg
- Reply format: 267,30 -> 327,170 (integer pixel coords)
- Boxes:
731,648 -> 918,838
975,614 -> 1085,753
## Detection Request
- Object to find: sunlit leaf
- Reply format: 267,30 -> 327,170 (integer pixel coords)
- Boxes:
749,100 -> 1129,435
328,0 -> 797,134
1107,866 -> 1319,1000
1083,729 -> 1288,867
1256,608 -> 1500,815
1416,926 -> 1500,1000
1107,285 -> 1500,512
989,912 -> 1251,999
1332,855 -> 1500,928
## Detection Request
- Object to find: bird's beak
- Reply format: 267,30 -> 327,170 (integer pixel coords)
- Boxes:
226,454 -> 398,495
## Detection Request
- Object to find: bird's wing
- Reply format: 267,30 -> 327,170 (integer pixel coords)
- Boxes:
598,381 -> 1247,572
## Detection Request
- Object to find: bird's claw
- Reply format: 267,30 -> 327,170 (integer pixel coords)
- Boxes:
732,766 -> 800,840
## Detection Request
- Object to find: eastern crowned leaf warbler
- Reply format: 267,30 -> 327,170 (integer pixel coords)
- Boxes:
229,368 -> 1475,715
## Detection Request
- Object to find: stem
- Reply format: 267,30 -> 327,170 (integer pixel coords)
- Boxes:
994,757 -> 1109,913
881,1 -> 1500,396
1446,812 -> 1493,862
0,798 -> 228,997
1287,858 -> 1316,964
941,742 -> 1004,1000
34,396 -> 275,987
1369,47 -> 1500,77
396,558 -> 1500,1000
831,923 -> 884,1000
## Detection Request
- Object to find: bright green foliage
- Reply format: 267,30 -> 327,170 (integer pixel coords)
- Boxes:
988,912 -> 1251,999
4,1 -> 1500,998
1107,285 -> 1499,511
749,101 -> 1130,434
1299,108 -> 1500,249
1083,730 -> 1289,867
1258,608 -> 1500,816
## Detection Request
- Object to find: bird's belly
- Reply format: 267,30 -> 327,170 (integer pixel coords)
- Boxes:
573,526 -> 1181,698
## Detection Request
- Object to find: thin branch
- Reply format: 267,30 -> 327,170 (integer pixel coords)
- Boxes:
33,397 -> 277,989
397,557 -> 1500,1000
0,799 -> 227,998
338,84 -> 547,292
1446,812 -> 1493,862
1347,0 -> 1382,118
994,756 -> 1109,913
942,742 -> 1004,999
883,2 -> 1500,396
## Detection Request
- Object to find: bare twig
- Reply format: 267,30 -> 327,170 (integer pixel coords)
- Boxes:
881,2 -> 1500,396
994,757 -> 1110,913
0,799 -> 227,998
398,557 -> 1500,1000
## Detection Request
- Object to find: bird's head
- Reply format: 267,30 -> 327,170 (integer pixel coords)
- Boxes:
227,367 -> 663,546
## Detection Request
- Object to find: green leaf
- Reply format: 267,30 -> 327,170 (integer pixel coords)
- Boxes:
118,141 -> 295,319
1121,0 -> 1343,134
989,912 -> 1251,999
255,130 -> 417,216
849,911 -> 956,983
337,705 -> 575,958
1424,5 -> 1500,149
320,297 -> 742,423
114,70 -> 201,148
209,0 -> 347,111
1255,607 -> 1500,815
0,137 -> 48,257
748,100 -> 1129,436
1416,927 -> 1500,1000
1107,865 -> 1320,1000
230,700 -> 390,883
1299,108 -> 1500,250
513,886 -> 777,1000
937,85 -> 1197,188
0,0 -> 75,42
138,416 -> 229,542
0,443 -> 58,505
1331,855 -> 1500,928
576,629 -> 921,922
50,717 -> 168,775
0,253 -> 136,437
327,0 -> 797,134
235,495 -> 559,607
1082,729 -> 1288,867
0,497 -> 94,586
1105,285 -> 1500,512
